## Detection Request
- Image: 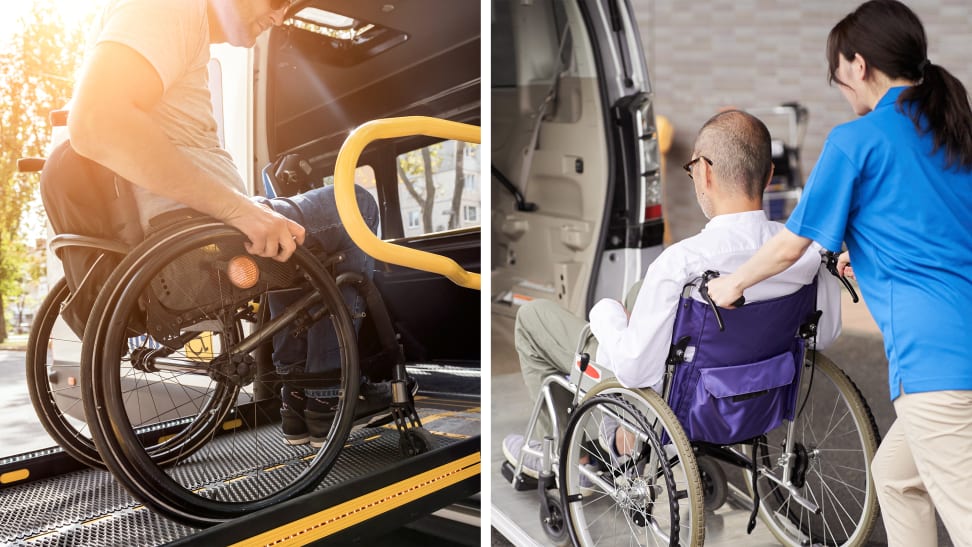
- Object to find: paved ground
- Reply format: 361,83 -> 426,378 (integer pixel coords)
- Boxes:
0,346 -> 57,458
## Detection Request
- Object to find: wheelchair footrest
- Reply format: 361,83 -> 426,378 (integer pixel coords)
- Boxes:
501,461 -> 538,491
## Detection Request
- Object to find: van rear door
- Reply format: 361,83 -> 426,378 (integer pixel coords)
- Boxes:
492,0 -> 663,316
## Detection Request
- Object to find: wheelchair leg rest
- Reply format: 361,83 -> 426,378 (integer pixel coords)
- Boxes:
501,461 -> 538,491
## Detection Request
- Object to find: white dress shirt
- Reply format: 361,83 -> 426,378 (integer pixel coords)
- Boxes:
588,210 -> 842,389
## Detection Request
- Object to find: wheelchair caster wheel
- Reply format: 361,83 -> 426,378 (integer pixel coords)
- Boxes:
697,455 -> 728,512
540,489 -> 569,546
399,427 -> 436,457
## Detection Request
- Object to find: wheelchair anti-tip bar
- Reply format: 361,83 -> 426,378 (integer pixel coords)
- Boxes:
333,117 -> 481,291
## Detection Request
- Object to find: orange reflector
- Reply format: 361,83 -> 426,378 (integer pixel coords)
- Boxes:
68,376 -> 77,386
227,255 -> 260,289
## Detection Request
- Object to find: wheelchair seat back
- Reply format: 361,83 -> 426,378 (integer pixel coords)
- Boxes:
668,279 -> 818,445
40,140 -> 143,337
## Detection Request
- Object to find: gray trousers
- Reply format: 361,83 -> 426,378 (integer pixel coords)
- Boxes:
514,282 -> 642,437
514,299 -> 597,437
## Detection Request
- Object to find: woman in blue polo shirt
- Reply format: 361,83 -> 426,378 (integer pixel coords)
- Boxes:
707,1 -> 972,545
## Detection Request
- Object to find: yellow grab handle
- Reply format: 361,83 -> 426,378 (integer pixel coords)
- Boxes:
334,117 -> 481,291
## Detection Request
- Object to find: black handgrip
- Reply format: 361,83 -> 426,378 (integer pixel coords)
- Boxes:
823,251 -> 859,303
699,270 -> 744,332
50,109 -> 68,127
17,157 -> 45,173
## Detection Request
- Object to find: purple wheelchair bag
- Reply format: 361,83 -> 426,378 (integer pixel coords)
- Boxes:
667,281 -> 817,445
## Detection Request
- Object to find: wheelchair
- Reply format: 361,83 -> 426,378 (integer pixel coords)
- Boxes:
504,269 -> 880,546
22,116 -> 480,528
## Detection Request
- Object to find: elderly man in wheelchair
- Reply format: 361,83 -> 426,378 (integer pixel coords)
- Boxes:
502,110 -> 880,546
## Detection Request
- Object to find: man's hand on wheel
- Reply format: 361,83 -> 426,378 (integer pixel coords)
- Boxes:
221,197 -> 306,262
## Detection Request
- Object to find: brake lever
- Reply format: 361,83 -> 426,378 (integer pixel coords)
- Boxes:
700,270 -> 745,332
823,251 -> 859,303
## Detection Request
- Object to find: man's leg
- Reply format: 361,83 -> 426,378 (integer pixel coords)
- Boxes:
891,391 -> 972,547
514,298 -> 592,438
267,185 -> 379,444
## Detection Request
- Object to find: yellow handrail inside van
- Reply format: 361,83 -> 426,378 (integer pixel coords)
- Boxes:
334,117 -> 481,291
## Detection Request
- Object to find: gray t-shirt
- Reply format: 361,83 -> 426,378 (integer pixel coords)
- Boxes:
86,0 -> 245,227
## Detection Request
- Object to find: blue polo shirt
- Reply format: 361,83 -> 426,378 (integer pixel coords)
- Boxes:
787,86 -> 972,400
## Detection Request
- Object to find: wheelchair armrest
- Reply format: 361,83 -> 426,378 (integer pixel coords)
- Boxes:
50,234 -> 130,256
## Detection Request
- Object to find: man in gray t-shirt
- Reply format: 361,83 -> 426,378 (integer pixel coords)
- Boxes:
61,0 -> 385,447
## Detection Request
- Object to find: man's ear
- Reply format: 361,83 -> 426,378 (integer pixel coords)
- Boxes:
764,163 -> 775,191
701,159 -> 715,190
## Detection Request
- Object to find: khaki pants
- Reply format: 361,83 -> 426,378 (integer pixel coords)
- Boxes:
513,299 -> 597,437
872,390 -> 972,547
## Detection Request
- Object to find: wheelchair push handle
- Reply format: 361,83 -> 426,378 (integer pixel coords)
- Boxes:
699,270 -> 745,332
822,250 -> 859,303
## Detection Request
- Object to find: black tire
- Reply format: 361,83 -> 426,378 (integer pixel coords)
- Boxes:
540,488 -> 570,547
81,218 -> 359,527
400,427 -> 437,457
696,455 -> 728,512
560,391 -> 705,547
26,278 -> 101,468
26,277 -> 236,469
744,351 -> 880,546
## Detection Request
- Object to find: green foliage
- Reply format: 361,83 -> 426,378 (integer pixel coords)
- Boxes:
0,0 -> 88,339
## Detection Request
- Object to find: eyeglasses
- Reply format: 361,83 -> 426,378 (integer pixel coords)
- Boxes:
682,155 -> 713,180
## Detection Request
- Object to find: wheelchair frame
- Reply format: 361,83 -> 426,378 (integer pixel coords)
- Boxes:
506,294 -> 880,547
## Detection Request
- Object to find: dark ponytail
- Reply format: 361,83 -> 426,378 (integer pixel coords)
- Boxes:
827,0 -> 972,170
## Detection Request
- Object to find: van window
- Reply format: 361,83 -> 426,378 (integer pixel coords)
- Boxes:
396,141 -> 481,237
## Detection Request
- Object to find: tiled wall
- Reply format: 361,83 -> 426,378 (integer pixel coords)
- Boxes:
632,0 -> 972,241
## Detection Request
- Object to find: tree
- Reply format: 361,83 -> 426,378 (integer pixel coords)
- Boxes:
447,141 -> 466,230
397,143 -> 443,233
0,0 -> 86,341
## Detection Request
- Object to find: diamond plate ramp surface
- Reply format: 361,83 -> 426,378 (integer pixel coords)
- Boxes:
0,396 -> 479,546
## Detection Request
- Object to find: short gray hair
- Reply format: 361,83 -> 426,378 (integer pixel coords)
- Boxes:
693,110 -> 773,200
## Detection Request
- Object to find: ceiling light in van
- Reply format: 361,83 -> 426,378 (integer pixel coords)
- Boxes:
289,8 -> 374,40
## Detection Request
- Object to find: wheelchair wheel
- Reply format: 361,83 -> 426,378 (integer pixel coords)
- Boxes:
27,277 -> 240,469
26,278 -> 101,467
560,386 -> 705,547
540,488 -> 570,547
697,455 -> 728,512
81,219 -> 359,527
744,351 -> 880,546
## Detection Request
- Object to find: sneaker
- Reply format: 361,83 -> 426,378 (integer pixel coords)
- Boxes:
355,377 -> 420,422
280,385 -> 337,448
280,386 -> 311,446
305,396 -> 338,448
502,434 -> 542,479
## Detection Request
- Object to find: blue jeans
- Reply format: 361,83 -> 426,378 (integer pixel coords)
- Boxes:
267,184 -> 379,398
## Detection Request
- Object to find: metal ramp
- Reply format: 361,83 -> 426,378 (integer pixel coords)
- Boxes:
0,367 -> 480,546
